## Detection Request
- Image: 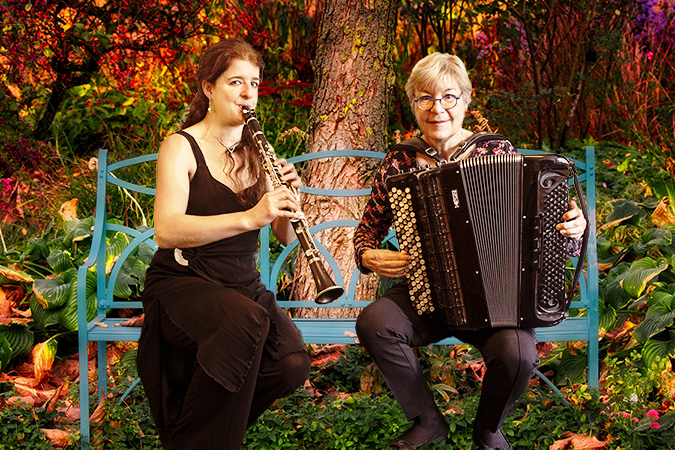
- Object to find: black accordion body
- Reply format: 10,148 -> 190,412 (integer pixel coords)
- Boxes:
386,153 -> 573,330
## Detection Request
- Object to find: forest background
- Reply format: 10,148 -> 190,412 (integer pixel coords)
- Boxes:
1,0 -> 675,449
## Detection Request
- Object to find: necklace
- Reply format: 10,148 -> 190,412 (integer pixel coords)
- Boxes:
207,126 -> 240,154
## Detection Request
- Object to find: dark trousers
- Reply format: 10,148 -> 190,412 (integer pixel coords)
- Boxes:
159,305 -> 311,450
355,282 -> 539,434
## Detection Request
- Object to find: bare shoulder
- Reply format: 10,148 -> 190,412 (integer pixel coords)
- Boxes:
157,132 -> 197,176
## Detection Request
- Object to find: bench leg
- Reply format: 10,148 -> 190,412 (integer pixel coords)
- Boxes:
534,369 -> 568,403
79,345 -> 90,447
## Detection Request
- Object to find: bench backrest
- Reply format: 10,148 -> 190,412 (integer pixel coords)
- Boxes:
76,151 -> 158,338
260,147 -> 598,317
78,146 -> 597,321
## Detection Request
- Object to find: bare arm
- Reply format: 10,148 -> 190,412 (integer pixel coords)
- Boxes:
153,135 -> 301,249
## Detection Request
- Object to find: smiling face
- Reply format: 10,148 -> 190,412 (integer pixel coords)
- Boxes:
412,75 -> 468,152
203,58 -> 261,126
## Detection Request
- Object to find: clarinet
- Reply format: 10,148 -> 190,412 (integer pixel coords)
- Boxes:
241,107 -> 344,304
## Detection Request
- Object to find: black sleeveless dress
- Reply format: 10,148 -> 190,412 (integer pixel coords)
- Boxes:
137,131 -> 307,439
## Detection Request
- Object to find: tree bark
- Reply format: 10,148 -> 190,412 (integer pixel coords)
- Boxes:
291,0 -> 398,318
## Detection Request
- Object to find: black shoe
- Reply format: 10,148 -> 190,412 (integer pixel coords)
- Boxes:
472,427 -> 513,450
389,420 -> 449,449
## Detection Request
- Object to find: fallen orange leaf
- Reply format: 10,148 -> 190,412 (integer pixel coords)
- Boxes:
32,338 -> 58,383
41,429 -> 72,448
90,397 -> 107,424
57,198 -> 79,222
550,432 -> 607,449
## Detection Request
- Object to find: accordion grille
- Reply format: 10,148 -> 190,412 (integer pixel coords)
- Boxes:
459,154 -> 522,327
540,183 -> 569,313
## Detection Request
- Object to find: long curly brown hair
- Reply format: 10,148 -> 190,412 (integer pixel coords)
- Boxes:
182,38 -> 267,208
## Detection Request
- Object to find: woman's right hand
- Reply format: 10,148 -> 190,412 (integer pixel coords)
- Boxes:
362,249 -> 412,278
248,185 -> 301,229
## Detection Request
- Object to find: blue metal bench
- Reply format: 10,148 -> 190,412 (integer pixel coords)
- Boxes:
76,146 -> 598,446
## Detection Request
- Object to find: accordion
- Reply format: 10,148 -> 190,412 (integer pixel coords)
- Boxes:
386,153 -> 574,330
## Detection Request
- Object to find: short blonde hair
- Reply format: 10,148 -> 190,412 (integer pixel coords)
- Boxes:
405,53 -> 472,107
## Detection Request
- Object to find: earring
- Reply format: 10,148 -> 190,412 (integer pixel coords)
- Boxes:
208,99 -> 212,113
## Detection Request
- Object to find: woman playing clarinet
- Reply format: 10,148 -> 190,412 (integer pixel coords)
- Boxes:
137,38 -> 310,450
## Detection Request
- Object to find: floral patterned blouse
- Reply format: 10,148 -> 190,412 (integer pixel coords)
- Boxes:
353,136 -> 582,273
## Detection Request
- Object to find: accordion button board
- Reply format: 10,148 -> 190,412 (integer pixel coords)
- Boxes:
386,153 -> 573,330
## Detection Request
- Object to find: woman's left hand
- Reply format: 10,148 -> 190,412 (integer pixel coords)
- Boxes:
275,158 -> 302,192
556,200 -> 586,240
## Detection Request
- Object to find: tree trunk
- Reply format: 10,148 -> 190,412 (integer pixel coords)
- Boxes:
291,0 -> 398,319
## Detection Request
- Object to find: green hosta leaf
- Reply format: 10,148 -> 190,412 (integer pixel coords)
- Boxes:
0,265 -> 34,283
85,269 -> 98,322
633,227 -> 673,254
642,330 -> 675,368
119,347 -> 138,367
604,270 -> 633,310
64,216 -> 94,245
30,294 -> 61,329
599,298 -> 617,333
658,225 -> 675,257
57,277 -> 80,332
0,323 -> 34,360
58,269 -> 98,331
537,342 -> 566,367
648,178 -> 675,206
21,237 -> 50,262
136,240 -> 156,264
0,335 -> 11,372
112,253 -> 148,299
633,291 -> 675,343
555,349 -> 587,385
643,227 -> 672,246
606,200 -> 641,225
620,257 -> 669,298
46,249 -> 75,273
105,232 -> 131,273
113,269 -> 135,299
596,235 -> 613,262
33,271 -> 73,310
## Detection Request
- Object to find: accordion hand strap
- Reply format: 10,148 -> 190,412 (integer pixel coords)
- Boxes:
567,165 -> 590,305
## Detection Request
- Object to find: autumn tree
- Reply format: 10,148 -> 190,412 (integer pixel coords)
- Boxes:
470,0 -> 640,149
291,0 -> 398,317
1,0 -> 212,144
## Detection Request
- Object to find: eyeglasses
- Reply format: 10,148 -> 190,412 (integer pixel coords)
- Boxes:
414,94 -> 461,111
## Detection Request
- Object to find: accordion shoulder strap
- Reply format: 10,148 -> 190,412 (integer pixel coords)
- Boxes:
395,137 -> 446,163
397,133 -> 515,163
452,132 -> 513,161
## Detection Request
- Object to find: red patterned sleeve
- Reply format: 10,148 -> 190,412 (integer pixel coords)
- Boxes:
353,148 -> 417,274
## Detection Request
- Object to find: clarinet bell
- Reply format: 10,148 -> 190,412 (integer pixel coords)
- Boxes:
316,285 -> 344,304
311,263 -> 344,304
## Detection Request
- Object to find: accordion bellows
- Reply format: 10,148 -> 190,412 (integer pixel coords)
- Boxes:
387,153 -> 573,330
